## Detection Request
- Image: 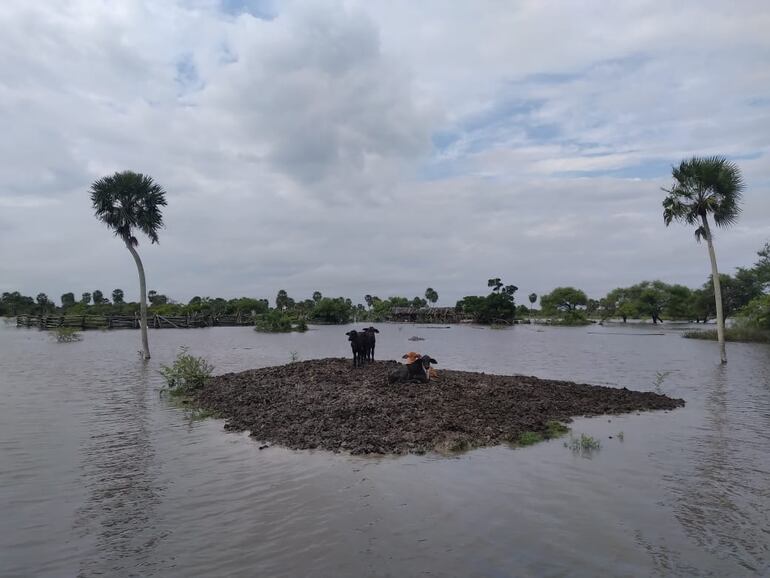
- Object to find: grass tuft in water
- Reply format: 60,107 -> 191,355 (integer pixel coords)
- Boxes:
53,326 -> 82,343
565,433 -> 601,453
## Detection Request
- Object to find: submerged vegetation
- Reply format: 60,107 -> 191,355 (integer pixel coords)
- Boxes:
683,327 -> 770,344
565,433 -> 602,454
53,326 -> 82,343
254,310 -> 308,333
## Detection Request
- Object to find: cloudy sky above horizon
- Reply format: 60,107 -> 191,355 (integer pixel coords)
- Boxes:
1,0 -> 769,306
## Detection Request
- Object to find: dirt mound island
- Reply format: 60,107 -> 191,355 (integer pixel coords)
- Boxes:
193,358 -> 685,455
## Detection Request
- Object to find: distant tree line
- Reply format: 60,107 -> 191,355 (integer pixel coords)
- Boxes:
3,244 -> 767,332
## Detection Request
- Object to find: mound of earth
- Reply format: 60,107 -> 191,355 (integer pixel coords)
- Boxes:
192,358 -> 685,455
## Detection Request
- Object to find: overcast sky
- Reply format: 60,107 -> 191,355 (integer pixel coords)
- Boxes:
1,0 -> 769,306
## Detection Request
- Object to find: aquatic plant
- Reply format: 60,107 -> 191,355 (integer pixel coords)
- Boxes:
159,347 -> 214,396
53,326 -> 82,343
683,327 -> 770,344
565,433 -> 601,453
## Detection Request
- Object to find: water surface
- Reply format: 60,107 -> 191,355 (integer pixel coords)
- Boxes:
1,321 -> 769,577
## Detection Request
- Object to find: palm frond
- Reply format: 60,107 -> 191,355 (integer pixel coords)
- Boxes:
90,171 -> 168,245
662,155 -> 744,235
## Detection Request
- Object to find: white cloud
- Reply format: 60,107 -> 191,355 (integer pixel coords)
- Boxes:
0,0 -> 768,307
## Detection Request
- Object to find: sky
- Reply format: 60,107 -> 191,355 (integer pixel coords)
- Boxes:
1,0 -> 769,306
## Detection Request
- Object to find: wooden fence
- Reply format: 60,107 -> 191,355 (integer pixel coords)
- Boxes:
16,312 -> 255,330
388,307 -> 467,323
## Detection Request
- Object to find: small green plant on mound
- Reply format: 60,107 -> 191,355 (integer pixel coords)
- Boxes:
515,422 -> 569,447
53,326 -> 82,343
289,351 -> 300,363
565,433 -> 601,453
545,420 -> 570,438
159,347 -> 214,397
518,431 -> 543,446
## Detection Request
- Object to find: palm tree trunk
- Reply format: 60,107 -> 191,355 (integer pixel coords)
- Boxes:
125,241 -> 151,360
701,215 -> 726,364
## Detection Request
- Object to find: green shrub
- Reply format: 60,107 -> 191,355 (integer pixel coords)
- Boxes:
159,347 -> 214,396
552,310 -> 591,326
254,310 -> 293,332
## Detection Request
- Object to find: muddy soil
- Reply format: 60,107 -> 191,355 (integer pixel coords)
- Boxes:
193,358 -> 685,455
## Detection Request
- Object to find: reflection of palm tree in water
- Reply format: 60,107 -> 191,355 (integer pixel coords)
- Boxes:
75,362 -> 165,576
671,365 -> 767,573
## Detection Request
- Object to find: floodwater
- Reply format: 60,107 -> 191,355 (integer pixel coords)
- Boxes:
1,320 -> 769,577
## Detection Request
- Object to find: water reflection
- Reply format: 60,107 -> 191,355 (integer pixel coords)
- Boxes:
74,361 -> 166,576
671,364 -> 770,574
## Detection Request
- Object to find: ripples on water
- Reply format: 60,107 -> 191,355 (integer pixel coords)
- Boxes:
0,322 -> 768,577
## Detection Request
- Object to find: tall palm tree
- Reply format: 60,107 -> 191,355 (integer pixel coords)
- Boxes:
91,171 -> 167,360
663,156 -> 744,364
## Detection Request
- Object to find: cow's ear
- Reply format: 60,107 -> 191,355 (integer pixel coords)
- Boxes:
401,354 -> 408,359
373,328 -> 380,333
430,358 -> 438,364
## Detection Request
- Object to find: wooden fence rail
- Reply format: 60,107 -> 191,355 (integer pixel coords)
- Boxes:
16,313 -> 254,331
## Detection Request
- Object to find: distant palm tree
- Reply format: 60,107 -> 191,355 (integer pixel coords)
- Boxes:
663,156 -> 744,364
91,171 -> 167,360
528,293 -> 537,323
424,287 -> 438,306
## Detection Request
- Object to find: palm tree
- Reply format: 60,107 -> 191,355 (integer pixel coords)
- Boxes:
91,171 -> 167,360
663,156 -> 744,364
528,293 -> 537,323
424,287 -> 438,306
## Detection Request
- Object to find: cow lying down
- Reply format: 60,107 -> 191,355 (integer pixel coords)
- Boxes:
388,354 -> 438,384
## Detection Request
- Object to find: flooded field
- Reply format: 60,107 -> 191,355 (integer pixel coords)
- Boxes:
1,321 -> 769,577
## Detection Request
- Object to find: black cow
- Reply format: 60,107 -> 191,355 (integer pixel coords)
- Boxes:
361,326 -> 380,361
388,354 -> 438,384
345,330 -> 366,367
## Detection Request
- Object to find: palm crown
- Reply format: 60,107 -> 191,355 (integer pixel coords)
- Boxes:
91,171 -> 167,246
662,156 -> 744,241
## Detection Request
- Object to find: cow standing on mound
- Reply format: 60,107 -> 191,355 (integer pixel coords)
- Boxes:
361,326 -> 380,362
388,354 -> 438,384
345,330 -> 366,367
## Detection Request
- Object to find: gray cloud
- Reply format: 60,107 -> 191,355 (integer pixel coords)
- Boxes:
0,0 -> 768,307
